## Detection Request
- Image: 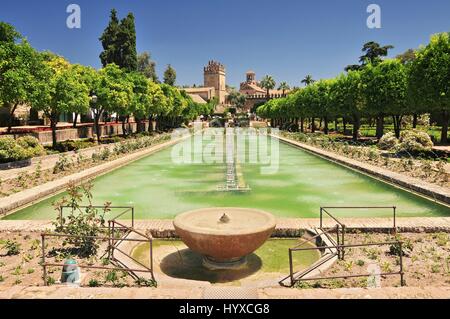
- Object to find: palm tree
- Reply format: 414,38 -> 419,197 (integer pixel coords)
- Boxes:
301,75 -> 315,86
227,90 -> 246,111
301,75 -> 316,132
260,75 -> 276,98
278,82 -> 290,96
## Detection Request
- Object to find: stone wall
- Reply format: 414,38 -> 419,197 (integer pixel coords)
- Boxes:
3,122 -> 153,145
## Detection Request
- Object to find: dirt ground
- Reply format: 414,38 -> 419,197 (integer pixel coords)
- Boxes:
296,232 -> 450,289
1,231 -> 449,290
0,231 -> 152,288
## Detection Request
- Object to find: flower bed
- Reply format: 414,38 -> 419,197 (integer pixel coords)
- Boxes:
281,131 -> 449,187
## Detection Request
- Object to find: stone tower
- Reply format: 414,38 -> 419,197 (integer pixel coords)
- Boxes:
246,70 -> 256,83
204,60 -> 226,104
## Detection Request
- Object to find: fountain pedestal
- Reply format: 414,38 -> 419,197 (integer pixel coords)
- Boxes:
173,208 -> 276,270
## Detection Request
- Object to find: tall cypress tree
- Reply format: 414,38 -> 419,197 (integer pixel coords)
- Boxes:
99,9 -> 120,67
99,9 -> 137,72
117,13 -> 137,72
163,64 -> 177,86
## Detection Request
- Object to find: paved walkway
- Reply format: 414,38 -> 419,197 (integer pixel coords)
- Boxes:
1,285 -> 449,299
1,217 -> 450,233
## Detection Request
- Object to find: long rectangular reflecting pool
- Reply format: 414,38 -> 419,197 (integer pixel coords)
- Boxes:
4,132 -> 450,220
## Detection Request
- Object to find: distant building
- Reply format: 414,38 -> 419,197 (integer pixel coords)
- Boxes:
239,71 -> 290,112
183,60 -> 229,113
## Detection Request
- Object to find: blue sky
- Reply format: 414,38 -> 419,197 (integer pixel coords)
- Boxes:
0,0 -> 449,88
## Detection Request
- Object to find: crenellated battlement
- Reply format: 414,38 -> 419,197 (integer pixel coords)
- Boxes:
204,60 -> 225,74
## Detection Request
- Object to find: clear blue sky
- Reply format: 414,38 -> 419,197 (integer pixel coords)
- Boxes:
1,0 -> 449,88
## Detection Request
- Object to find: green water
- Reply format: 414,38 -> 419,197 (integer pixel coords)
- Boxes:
4,134 -> 450,220
132,239 -> 320,283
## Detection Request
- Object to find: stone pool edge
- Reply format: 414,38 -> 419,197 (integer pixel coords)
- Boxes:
273,134 -> 450,205
0,134 -> 190,218
2,217 -> 450,233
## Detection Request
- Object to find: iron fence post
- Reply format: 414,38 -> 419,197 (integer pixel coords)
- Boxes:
289,248 -> 294,286
150,238 -> 154,280
41,234 -> 47,286
393,206 -> 397,235
336,225 -> 340,259
111,222 -> 115,260
399,242 -> 404,286
319,207 -> 323,229
107,220 -> 111,259
341,224 -> 346,260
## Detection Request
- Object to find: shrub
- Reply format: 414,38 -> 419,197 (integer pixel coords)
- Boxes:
0,137 -> 30,163
53,154 -> 72,174
16,136 -> 45,156
101,136 -> 121,144
396,130 -> 433,153
389,237 -> 413,257
2,240 -> 21,256
53,181 -> 110,258
54,139 -> 96,152
378,132 -> 399,150
135,277 -> 157,287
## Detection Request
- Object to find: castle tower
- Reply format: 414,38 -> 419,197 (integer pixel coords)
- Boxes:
204,60 -> 226,104
246,70 -> 256,83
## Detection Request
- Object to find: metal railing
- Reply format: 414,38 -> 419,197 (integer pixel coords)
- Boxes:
287,241 -> 404,287
320,206 -> 397,233
42,205 -> 154,286
282,205 -> 403,287
41,232 -> 154,285
59,205 -> 135,228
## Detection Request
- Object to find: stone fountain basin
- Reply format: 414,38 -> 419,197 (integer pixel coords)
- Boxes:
173,207 -> 276,262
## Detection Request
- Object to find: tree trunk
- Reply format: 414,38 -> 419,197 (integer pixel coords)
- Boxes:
393,115 -> 402,139
300,117 -> 304,133
311,118 -> 315,133
441,110 -> 449,144
73,113 -> 78,128
343,117 -> 347,134
121,117 -> 127,136
412,114 -> 418,128
376,115 -> 384,139
352,114 -> 360,142
323,116 -> 329,135
335,118 -> 338,132
50,114 -> 59,149
94,113 -> 102,144
148,115 -> 154,132
7,103 -> 19,133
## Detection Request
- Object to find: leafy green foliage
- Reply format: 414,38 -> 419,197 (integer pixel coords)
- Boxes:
99,9 -> 137,72
409,32 -> 450,143
257,33 -> 449,144
378,132 -> 399,150
137,52 -> 158,82
2,240 -> 21,256
88,278 -> 100,287
163,64 -> 176,86
53,154 -> 72,174
396,130 -> 434,153
53,181 -> 110,258
260,75 -> 276,96
0,136 -> 44,163
135,277 -> 157,287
